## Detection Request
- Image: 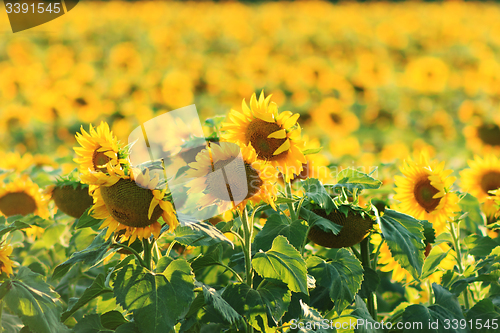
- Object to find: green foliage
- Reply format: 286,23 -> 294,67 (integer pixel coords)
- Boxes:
333,168 -> 382,194
0,267 -> 70,333
307,249 -> 364,314
75,208 -> 102,229
252,214 -> 307,252
222,281 -> 291,332
252,236 -> 308,294
112,258 -> 195,333
301,178 -> 336,214
376,209 -> 426,280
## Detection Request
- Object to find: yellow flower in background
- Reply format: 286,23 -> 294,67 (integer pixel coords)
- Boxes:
404,56 -> 449,94
222,92 -> 306,182
394,153 -> 460,235
0,175 -> 49,219
74,122 -> 123,174
463,117 -> 500,155
460,154 -> 500,219
186,142 -> 278,213
90,168 -> 178,244
310,97 -> 359,137
0,242 -> 14,276
25,225 -> 45,241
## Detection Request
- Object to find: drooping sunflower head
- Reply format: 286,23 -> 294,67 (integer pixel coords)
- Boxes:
460,155 -> 500,217
0,175 -> 49,219
90,168 -> 178,244
306,205 -> 374,249
186,141 -> 278,213
0,242 -> 14,276
394,153 -> 460,235
74,121 -> 128,174
221,91 -> 306,182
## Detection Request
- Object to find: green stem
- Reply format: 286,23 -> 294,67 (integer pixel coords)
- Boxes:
165,240 -> 177,258
240,207 -> 253,288
448,220 -> 470,309
360,237 -> 377,320
0,300 -> 3,333
284,181 -> 297,220
219,264 -> 244,283
142,238 -> 152,270
110,243 -> 148,269
300,226 -> 311,256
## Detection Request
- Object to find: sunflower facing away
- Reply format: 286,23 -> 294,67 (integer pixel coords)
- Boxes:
0,175 -> 49,218
0,242 -> 14,276
460,154 -> 500,219
221,92 -> 306,182
463,117 -> 500,154
74,122 -> 125,174
89,168 -> 179,244
186,142 -> 278,213
394,153 -> 460,235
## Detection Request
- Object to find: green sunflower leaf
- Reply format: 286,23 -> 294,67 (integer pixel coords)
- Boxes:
306,249 -> 364,314
0,217 -> 31,238
222,281 -> 291,332
76,208 -> 102,229
352,295 -> 383,333
299,207 -> 342,235
52,229 -> 114,280
252,235 -> 308,294
61,274 -> 113,322
253,214 -> 307,252
73,314 -> 112,333
112,258 -> 195,333
202,284 -> 242,325
301,178 -> 336,214
334,168 -> 382,193
302,147 -> 323,155
466,299 -> 500,333
376,209 -> 425,280
1,267 -> 70,333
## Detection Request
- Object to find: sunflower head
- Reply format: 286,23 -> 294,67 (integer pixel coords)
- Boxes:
0,242 -> 14,276
306,205 -> 374,249
74,122 -> 127,174
0,176 -> 49,218
221,91 -> 306,182
394,153 -> 460,235
186,141 -> 278,213
90,168 -> 178,244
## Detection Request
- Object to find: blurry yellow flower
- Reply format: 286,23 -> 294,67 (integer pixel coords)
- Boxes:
310,98 -> 359,137
404,57 -> 449,94
0,175 -> 49,219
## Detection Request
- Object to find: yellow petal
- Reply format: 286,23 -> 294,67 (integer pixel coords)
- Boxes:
267,129 -> 287,139
274,139 -> 291,155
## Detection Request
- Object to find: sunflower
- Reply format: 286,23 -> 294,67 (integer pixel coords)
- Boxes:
74,122 -> 125,174
404,56 -> 449,94
45,182 -> 94,219
89,168 -> 178,244
463,117 -> 500,154
394,154 -> 460,235
460,154 -> 500,219
310,97 -> 359,137
0,242 -> 14,276
0,175 -> 49,218
186,142 -> 277,213
221,91 -> 306,182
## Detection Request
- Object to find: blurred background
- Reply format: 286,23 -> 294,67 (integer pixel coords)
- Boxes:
1,0 -> 500,176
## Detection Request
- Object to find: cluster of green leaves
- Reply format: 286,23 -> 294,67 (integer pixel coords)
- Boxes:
1,167 -> 500,333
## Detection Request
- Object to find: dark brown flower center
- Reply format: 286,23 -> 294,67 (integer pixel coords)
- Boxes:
414,178 -> 441,213
246,119 -> 287,161
93,149 -> 112,172
330,114 -> 342,124
480,171 -> 500,196
100,179 -> 163,228
477,123 -> 500,146
206,157 -> 263,202
0,192 -> 37,216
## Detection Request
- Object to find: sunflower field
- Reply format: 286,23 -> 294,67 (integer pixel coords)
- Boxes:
1,1 -> 500,332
